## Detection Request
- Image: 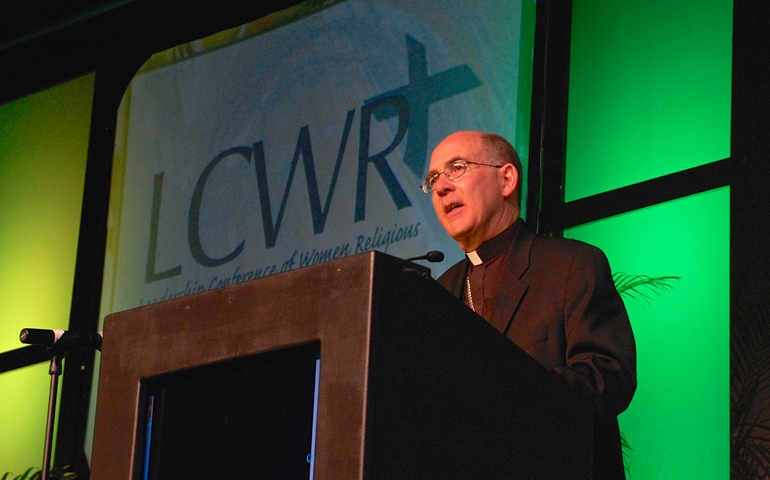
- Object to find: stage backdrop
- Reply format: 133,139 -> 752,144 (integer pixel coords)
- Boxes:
99,0 -> 535,316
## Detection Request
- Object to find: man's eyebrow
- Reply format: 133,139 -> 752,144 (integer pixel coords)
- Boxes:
426,156 -> 465,176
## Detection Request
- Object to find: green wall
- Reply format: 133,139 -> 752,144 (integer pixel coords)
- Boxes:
566,0 -> 732,202
564,0 -> 732,477
566,187 -> 730,478
0,73 -> 94,475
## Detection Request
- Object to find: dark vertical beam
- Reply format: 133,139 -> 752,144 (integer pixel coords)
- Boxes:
526,0 -> 547,228
731,0 -> 770,295
730,0 -> 770,477
52,54 -> 147,478
527,0 -> 572,236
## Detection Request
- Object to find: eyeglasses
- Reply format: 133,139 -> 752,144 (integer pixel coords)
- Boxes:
420,160 -> 504,193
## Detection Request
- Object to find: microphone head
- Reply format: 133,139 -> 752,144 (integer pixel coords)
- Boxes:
405,250 -> 445,263
20,328 -> 56,347
425,250 -> 445,263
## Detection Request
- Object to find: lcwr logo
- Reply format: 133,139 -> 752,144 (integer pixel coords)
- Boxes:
146,34 -> 481,284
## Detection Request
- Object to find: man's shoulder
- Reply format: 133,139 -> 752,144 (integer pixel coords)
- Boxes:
532,234 -> 601,254
528,234 -> 612,274
513,221 -> 603,257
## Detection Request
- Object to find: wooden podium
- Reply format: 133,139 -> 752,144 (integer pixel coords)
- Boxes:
91,251 -> 591,479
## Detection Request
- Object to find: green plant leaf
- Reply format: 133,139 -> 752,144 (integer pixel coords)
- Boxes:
0,465 -> 76,480
620,431 -> 633,478
731,286 -> 770,478
613,272 -> 680,306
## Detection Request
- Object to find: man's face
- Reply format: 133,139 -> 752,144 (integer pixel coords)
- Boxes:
428,132 -> 516,251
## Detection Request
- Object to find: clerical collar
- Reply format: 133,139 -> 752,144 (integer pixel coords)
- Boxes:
465,220 -> 522,266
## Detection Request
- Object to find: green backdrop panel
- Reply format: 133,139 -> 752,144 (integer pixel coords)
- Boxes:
565,186 -> 729,479
0,364 -> 60,476
565,0 -> 732,202
0,73 -> 94,475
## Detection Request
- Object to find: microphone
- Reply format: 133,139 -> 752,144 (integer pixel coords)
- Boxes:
406,250 -> 445,263
20,328 -> 103,352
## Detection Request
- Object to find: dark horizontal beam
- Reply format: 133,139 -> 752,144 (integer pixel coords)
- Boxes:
0,0 -> 135,51
0,0 -> 306,105
0,345 -> 51,374
547,158 -> 731,231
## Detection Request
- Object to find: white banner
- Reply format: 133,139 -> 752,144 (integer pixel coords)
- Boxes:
101,0 -> 532,316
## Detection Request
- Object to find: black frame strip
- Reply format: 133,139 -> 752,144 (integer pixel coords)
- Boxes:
0,346 -> 50,373
528,0 -> 732,235
527,0 -> 572,234
549,158 -> 731,231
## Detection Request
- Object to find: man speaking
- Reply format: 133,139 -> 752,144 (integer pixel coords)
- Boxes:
423,131 -> 637,479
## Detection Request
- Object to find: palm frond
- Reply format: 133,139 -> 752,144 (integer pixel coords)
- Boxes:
620,432 -> 633,478
612,272 -> 680,306
732,285 -> 770,476
0,466 -> 75,480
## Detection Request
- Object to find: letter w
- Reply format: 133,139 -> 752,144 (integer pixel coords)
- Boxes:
253,109 -> 355,248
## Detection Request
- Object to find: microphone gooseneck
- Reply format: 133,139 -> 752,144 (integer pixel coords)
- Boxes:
406,250 -> 445,263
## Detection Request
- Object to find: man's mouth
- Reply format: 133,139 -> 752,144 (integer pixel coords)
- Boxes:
445,203 -> 463,214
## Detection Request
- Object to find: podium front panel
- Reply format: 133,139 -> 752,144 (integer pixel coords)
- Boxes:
91,252 -> 591,479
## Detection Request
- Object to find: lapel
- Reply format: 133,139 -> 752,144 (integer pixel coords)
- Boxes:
446,260 -> 470,299
488,223 -> 535,335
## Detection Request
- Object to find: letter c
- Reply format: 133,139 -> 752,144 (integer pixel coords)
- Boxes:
188,147 -> 252,267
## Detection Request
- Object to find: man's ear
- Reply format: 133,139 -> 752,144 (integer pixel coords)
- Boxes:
500,163 -> 518,199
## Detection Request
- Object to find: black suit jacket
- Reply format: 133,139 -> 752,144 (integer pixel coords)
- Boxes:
438,221 -> 637,479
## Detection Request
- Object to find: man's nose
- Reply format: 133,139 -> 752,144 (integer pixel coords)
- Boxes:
433,173 -> 453,194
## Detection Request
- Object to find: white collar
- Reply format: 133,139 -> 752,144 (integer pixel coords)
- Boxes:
466,250 -> 483,266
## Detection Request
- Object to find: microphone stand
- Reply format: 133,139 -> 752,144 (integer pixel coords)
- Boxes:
19,328 -> 102,480
42,352 -> 63,480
